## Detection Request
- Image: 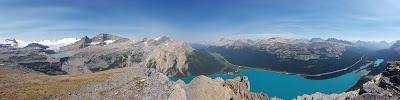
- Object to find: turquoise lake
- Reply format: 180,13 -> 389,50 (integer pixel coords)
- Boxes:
170,59 -> 385,100
49,52 -> 69,58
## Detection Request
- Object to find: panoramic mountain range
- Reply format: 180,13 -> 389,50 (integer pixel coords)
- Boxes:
1,33 -> 399,100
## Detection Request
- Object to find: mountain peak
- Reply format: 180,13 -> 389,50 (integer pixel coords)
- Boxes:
24,43 -> 49,49
0,38 -> 18,48
60,34 -> 130,51
92,33 -> 125,42
391,40 -> 400,49
154,36 -> 171,41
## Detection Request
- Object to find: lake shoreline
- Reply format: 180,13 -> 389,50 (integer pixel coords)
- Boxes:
170,68 -> 361,100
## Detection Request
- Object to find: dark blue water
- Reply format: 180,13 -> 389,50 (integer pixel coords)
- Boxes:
170,59 -> 385,100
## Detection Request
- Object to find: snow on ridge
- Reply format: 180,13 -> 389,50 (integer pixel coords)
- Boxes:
35,38 -> 79,46
154,37 -> 161,41
0,38 -> 18,47
0,38 -> 79,51
34,38 -> 79,51
104,40 -> 116,44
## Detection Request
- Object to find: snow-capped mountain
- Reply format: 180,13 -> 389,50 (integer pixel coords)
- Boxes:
0,37 -> 79,51
32,38 -> 80,50
0,38 -> 18,48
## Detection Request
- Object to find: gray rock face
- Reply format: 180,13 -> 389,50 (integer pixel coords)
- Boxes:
143,36 -> 195,76
169,75 -> 270,100
296,61 -> 400,100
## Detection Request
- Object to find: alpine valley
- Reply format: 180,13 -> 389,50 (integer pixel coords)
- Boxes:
1,33 -> 399,100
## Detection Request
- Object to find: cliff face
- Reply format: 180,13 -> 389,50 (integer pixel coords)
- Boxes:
143,36 -> 195,76
296,61 -> 400,100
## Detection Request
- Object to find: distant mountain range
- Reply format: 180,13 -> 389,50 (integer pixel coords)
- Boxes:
193,37 -> 400,80
55,34 -> 238,77
59,33 -> 130,51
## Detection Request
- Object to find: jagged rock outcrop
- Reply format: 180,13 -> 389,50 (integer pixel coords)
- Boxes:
169,75 -> 271,100
296,61 -> 400,100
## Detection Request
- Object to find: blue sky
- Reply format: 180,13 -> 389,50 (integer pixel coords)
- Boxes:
0,0 -> 399,41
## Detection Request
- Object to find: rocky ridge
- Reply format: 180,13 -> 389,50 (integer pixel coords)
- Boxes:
59,33 -> 130,51
62,35 -> 237,76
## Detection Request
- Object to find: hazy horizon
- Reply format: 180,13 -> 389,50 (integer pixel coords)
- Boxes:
1,0 -> 399,41
1,33 -> 398,43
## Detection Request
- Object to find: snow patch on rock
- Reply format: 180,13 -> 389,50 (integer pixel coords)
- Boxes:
104,40 -> 116,44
